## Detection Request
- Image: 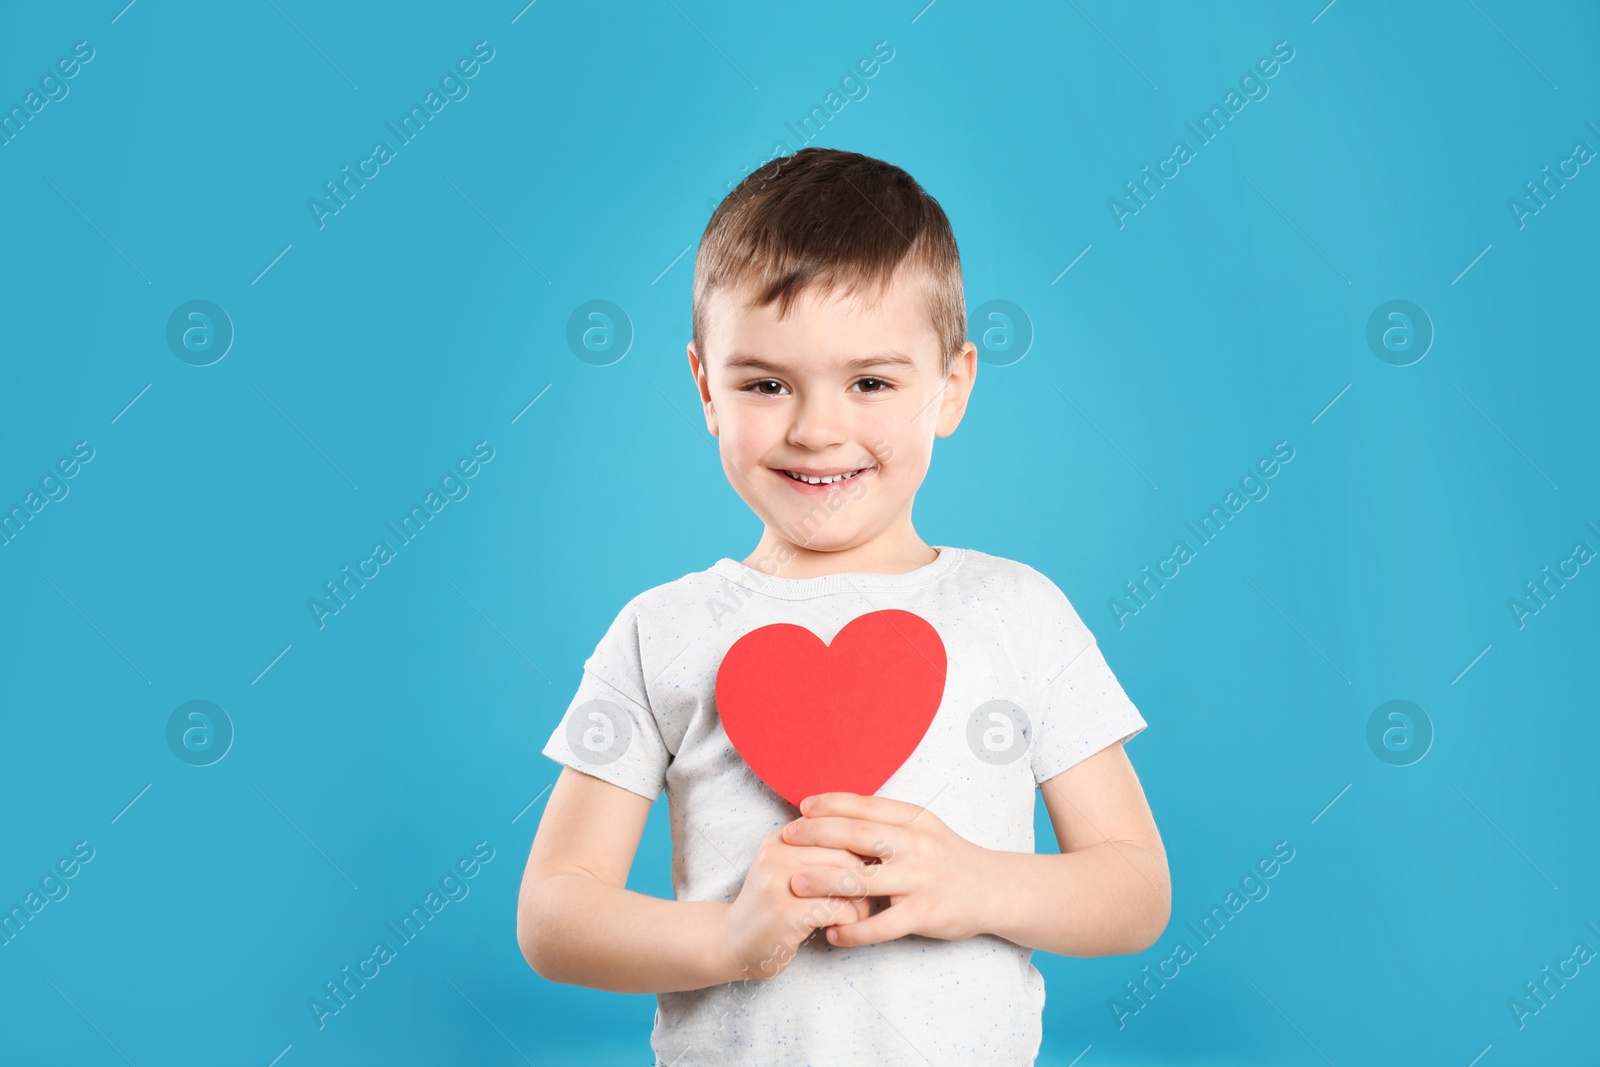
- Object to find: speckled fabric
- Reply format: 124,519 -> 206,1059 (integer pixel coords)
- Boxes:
541,546 -> 1147,1065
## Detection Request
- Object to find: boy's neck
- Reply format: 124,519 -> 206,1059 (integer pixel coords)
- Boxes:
741,527 -> 940,580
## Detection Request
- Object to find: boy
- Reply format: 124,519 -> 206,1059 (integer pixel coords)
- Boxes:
517,147 -> 1169,1065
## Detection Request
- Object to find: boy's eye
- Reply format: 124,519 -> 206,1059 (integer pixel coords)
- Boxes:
739,377 -> 894,395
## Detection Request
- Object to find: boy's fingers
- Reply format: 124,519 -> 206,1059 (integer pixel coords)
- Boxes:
792,864 -> 899,899
819,895 -> 872,925
823,903 -> 916,947
785,844 -> 880,868
794,893 -> 867,933
785,815 -> 893,858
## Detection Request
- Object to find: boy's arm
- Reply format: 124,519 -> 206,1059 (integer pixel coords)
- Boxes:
517,766 -> 734,994
987,741 -> 1170,956
788,742 -> 1169,957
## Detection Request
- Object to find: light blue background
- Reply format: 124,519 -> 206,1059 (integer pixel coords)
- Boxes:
2,1 -> 1596,1064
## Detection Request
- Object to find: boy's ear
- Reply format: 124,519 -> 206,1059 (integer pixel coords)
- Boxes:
934,341 -> 978,438
687,341 -> 719,437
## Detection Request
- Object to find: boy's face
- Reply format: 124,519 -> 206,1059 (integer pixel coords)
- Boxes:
688,268 -> 976,562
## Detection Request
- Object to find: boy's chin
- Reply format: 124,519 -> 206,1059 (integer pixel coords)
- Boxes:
769,531 -> 862,551
757,522 -> 872,553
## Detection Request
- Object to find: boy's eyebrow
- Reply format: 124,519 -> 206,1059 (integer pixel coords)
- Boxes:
721,352 -> 918,373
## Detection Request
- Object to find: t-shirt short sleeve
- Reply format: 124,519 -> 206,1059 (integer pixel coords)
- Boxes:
540,597 -> 671,802
1025,571 -> 1148,786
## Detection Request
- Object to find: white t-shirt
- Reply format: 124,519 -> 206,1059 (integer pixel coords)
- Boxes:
540,545 -> 1148,1066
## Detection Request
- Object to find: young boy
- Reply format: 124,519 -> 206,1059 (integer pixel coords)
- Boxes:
517,147 -> 1169,1065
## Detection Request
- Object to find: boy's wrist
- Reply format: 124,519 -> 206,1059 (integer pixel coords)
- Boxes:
704,901 -> 743,986
968,845 -> 1023,944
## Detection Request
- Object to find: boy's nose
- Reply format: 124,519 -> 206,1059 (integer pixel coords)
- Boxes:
785,397 -> 851,451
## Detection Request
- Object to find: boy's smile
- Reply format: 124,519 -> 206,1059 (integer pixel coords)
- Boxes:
688,267 -> 976,578
775,466 -> 873,491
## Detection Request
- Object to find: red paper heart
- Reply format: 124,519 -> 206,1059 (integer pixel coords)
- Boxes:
715,609 -> 947,809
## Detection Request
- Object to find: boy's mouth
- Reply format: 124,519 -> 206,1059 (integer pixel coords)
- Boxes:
775,466 -> 873,489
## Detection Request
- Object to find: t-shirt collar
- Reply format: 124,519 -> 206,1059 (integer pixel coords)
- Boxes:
709,546 -> 964,600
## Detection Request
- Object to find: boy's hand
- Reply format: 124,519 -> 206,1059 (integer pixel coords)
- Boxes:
782,792 -> 991,947
718,827 -> 877,983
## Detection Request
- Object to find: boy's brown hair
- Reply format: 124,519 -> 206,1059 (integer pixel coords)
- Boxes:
692,147 -> 966,379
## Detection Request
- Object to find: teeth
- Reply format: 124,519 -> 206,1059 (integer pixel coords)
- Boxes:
785,468 -> 865,485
